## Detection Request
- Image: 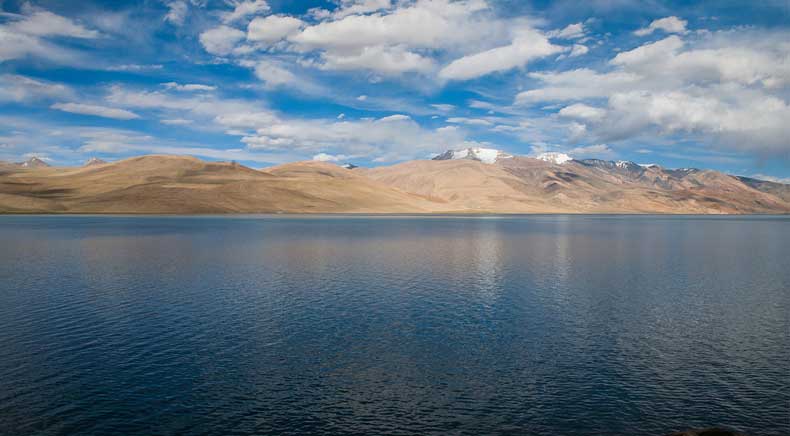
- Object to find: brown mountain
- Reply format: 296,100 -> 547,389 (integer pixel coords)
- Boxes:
0,156 -> 445,214
0,152 -> 787,214
363,154 -> 789,214
17,157 -> 50,168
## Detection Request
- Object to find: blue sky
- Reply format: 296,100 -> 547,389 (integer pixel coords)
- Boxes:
0,0 -> 788,181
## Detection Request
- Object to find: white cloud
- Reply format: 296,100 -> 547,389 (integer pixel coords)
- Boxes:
606,89 -> 790,150
378,114 -> 411,122
325,0 -> 393,19
568,143 -> 614,159
439,29 -> 562,80
51,102 -> 141,120
107,64 -> 164,72
162,82 -> 216,92
318,45 -> 435,74
160,118 -> 194,125
357,95 -> 368,101
223,0 -> 270,24
238,111 -> 468,162
549,23 -> 585,40
313,152 -> 349,162
516,68 -> 641,103
252,60 -> 297,87
0,8 -> 99,64
517,28 -> 790,156
106,85 -> 275,128
558,103 -> 606,121
0,75 -> 73,102
247,15 -> 303,43
568,44 -> 588,57
279,0 -> 528,76
7,10 -> 100,38
164,1 -> 189,26
610,35 -> 685,68
289,0 -> 491,51
431,103 -> 455,112
199,25 -> 245,55
634,16 -> 688,37
446,117 -> 492,126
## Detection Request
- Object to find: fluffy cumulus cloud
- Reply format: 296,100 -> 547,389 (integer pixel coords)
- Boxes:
634,16 -> 688,36
318,45 -> 435,74
549,22 -> 586,40
439,29 -> 563,80
1,1 -> 789,174
313,152 -> 350,162
518,28 -> 790,157
246,15 -> 303,43
196,0 -> 561,79
558,103 -> 606,121
164,1 -> 189,26
223,0 -> 270,24
199,25 -> 245,55
251,60 -> 297,87
567,44 -> 588,57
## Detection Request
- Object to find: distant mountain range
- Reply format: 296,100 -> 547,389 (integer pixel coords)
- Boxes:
0,149 -> 788,214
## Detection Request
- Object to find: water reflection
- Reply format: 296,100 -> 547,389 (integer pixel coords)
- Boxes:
0,215 -> 787,436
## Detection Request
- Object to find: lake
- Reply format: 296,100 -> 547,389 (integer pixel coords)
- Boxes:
0,215 -> 787,436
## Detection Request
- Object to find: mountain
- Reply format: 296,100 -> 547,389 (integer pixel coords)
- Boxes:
0,156 -> 445,214
366,151 -> 790,214
432,147 -> 512,164
0,153 -> 787,214
341,163 -> 358,170
17,157 -> 50,168
84,157 -> 107,166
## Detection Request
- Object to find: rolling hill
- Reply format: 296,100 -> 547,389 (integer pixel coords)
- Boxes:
0,150 -> 787,214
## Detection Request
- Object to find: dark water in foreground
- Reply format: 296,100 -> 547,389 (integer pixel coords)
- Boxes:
0,215 -> 787,436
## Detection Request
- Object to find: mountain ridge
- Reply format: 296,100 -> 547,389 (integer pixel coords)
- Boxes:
0,152 -> 788,214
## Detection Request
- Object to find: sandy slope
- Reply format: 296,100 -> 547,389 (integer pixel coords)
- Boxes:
0,155 -> 788,214
0,156 -> 444,213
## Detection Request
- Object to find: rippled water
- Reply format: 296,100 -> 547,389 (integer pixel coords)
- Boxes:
0,215 -> 787,436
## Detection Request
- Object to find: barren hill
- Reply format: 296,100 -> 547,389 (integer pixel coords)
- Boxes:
364,154 -> 790,214
0,156 -> 444,214
0,153 -> 787,214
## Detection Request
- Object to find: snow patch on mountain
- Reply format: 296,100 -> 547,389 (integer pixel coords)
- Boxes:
536,152 -> 573,164
18,157 -> 50,168
433,147 -> 512,164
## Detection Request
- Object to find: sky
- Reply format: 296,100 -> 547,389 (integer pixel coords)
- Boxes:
0,0 -> 788,181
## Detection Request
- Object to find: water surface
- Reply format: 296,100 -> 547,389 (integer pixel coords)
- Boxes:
0,215 -> 787,436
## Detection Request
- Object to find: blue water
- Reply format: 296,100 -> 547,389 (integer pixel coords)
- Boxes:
0,215 -> 787,436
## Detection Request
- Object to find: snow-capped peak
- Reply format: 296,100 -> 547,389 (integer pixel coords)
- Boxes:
536,152 -> 573,165
341,163 -> 358,170
19,157 -> 50,168
85,157 -> 106,166
432,147 -> 512,164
